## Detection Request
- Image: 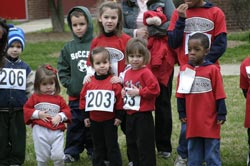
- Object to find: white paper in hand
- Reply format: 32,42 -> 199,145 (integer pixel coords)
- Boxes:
177,68 -> 196,94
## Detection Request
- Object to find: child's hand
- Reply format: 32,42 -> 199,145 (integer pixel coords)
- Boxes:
136,27 -> 149,39
110,75 -> 122,84
217,120 -> 225,125
38,111 -> 51,122
84,118 -> 91,127
114,118 -> 121,126
180,117 -> 187,123
126,84 -> 139,97
83,75 -> 92,84
177,3 -> 189,18
51,114 -> 62,127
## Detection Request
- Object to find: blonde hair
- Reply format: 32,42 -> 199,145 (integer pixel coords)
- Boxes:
125,38 -> 151,65
34,64 -> 61,95
97,1 -> 123,36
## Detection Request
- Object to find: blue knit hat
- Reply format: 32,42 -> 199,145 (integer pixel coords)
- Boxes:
8,27 -> 25,50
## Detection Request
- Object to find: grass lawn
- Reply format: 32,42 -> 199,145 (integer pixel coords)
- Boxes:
23,75 -> 248,166
21,31 -> 250,165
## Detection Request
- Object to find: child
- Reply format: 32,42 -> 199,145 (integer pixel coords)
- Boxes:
240,56 -> 250,166
80,47 -> 123,166
176,33 -> 227,166
23,64 -> 72,166
167,1 -> 227,164
86,1 -> 131,77
122,37 -> 160,166
122,0 -> 176,157
0,26 -> 33,165
168,0 -> 227,67
84,1 -> 131,164
57,6 -> 94,162
143,1 -> 176,157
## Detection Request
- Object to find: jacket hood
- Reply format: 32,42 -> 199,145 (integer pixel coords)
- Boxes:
188,60 -> 213,67
204,1 -> 214,8
67,6 -> 93,43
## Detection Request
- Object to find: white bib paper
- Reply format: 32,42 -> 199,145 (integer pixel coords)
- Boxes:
0,68 -> 26,90
177,68 -> 196,94
85,90 -> 115,112
123,88 -> 141,111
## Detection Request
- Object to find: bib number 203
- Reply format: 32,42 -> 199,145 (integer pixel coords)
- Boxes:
86,90 -> 115,112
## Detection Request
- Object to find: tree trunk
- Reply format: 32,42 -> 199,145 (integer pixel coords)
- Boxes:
48,0 -> 65,32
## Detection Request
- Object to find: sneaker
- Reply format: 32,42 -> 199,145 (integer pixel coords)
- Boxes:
158,151 -> 171,158
247,152 -> 250,166
128,161 -> 133,166
104,160 -> 110,166
64,154 -> 78,163
174,155 -> 187,166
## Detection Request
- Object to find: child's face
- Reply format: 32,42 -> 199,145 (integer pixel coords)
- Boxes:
92,53 -> 111,75
71,15 -> 88,38
7,41 -> 22,59
184,0 -> 204,8
127,52 -> 144,70
40,80 -> 56,95
99,8 -> 119,33
188,38 -> 208,66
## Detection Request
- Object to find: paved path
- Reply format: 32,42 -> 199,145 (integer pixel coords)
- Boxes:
17,18 -> 240,76
18,19 -> 52,33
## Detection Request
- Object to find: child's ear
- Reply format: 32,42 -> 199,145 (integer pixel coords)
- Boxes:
98,17 -> 102,22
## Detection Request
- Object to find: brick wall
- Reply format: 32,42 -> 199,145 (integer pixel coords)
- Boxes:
205,0 -> 250,31
27,0 -> 249,31
210,0 -> 239,31
27,0 -> 49,20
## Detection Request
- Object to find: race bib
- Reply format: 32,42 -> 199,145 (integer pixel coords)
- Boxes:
177,68 -> 196,94
85,90 -> 115,112
123,88 -> 141,111
0,68 -> 26,90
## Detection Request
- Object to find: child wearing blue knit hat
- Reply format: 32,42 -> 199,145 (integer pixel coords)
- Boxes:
8,26 -> 25,50
0,25 -> 34,166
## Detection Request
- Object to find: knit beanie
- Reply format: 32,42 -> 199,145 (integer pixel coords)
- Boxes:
8,26 -> 25,50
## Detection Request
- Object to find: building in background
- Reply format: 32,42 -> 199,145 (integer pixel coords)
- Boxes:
0,0 -> 248,31
0,0 -> 97,20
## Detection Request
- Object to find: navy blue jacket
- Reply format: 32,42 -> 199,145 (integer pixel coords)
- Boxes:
0,57 -> 32,110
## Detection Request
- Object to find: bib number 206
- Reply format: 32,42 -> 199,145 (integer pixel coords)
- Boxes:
0,68 -> 26,90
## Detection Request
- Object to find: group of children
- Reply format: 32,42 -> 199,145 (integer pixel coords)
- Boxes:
0,0 -> 250,166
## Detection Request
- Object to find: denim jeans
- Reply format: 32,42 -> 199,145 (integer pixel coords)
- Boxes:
177,123 -> 188,159
188,138 -> 221,166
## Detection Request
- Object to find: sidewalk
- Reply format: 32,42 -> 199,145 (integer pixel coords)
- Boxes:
17,19 -> 52,33
17,18 -> 240,76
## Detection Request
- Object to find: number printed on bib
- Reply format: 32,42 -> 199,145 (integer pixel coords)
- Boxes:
0,68 -> 26,90
123,89 -> 141,111
86,90 -> 115,112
